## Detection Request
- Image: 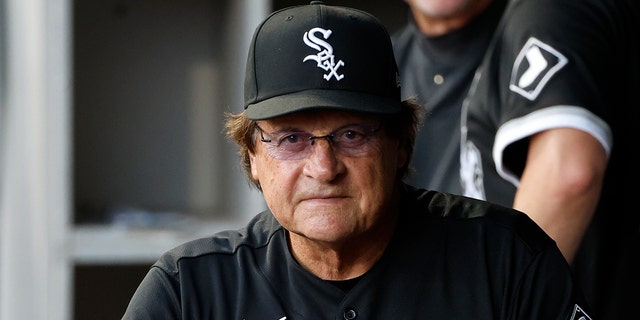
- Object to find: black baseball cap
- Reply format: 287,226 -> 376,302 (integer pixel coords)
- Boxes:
244,1 -> 402,120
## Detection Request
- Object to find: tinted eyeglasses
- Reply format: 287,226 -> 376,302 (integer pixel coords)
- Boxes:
255,123 -> 382,160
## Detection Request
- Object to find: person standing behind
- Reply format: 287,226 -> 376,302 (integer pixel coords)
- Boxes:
392,0 -> 507,194
460,0 -> 640,318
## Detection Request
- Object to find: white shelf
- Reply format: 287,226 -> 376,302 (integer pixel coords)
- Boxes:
71,219 -> 246,265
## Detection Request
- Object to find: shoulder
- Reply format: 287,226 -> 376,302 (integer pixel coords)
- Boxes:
503,0 -> 621,39
391,20 -> 418,57
153,211 -> 283,274
404,185 -> 556,253
406,184 -> 517,220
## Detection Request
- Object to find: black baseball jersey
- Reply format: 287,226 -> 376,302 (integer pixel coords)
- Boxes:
460,0 -> 640,318
123,185 -> 591,319
391,0 -> 507,195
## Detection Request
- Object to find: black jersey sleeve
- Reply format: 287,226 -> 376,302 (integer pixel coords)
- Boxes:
122,266 -> 181,320
508,244 -> 594,320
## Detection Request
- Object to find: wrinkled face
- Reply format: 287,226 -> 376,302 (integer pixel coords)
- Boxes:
249,110 -> 407,244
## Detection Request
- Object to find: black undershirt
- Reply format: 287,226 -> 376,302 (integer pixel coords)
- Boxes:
326,275 -> 363,292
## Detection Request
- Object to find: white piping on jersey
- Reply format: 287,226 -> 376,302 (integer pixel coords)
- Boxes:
493,105 -> 612,187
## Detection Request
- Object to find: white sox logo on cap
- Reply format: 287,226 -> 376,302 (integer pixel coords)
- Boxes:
303,27 -> 345,81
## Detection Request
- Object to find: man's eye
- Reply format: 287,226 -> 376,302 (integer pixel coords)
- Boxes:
340,129 -> 365,141
278,133 -> 304,145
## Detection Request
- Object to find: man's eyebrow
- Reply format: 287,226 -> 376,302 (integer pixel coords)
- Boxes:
266,121 -> 377,133
256,121 -> 299,132
267,126 -> 304,133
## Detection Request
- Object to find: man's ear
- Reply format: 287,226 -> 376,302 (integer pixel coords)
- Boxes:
397,141 -> 409,169
249,151 -> 259,182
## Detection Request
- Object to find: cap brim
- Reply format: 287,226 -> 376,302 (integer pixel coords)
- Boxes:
245,89 -> 402,120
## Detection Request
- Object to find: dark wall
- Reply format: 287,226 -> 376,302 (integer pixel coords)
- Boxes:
272,0 -> 410,34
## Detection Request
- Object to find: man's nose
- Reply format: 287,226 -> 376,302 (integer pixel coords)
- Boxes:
302,138 -> 343,181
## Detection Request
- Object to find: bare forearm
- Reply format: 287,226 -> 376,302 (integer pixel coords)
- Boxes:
513,129 -> 607,263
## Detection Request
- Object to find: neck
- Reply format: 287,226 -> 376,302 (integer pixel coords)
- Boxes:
288,216 -> 397,280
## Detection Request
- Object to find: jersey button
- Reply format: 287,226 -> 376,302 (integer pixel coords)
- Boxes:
433,74 -> 444,85
343,309 -> 357,319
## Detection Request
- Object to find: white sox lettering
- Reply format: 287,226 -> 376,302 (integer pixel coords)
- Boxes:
302,27 -> 345,81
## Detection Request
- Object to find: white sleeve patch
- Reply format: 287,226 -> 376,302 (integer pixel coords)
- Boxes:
509,37 -> 568,101
569,304 -> 592,320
